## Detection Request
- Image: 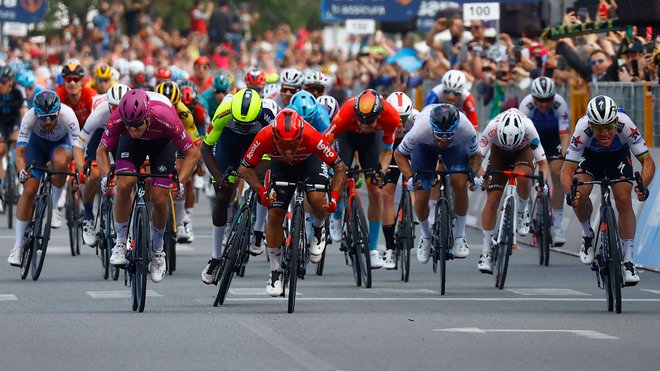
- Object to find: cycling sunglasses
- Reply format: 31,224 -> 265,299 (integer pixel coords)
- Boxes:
97,78 -> 111,83
64,76 -> 82,83
0,78 -> 10,85
37,113 -> 58,121
433,130 -> 456,140
443,90 -> 461,97
280,86 -> 299,94
304,85 -> 325,95
124,117 -> 149,128
589,121 -> 616,132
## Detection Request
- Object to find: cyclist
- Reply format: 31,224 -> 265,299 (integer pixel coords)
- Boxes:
86,63 -> 116,94
56,62 -> 98,131
262,83 -> 281,100
519,76 -> 571,246
73,84 -> 131,246
324,88 -> 401,268
8,90 -> 80,266
316,95 -> 339,121
199,88 -> 274,284
188,56 -> 214,93
0,65 -> 28,201
154,67 -> 172,86
238,108 -> 347,296
15,70 -> 43,109
426,70 -> 479,130
275,68 -> 304,108
477,108 -> 549,274
561,95 -> 655,285
245,68 -> 267,93
200,74 -> 231,119
302,71 -> 329,99
288,90 -> 331,133
381,91 -> 420,268
97,89 -> 197,283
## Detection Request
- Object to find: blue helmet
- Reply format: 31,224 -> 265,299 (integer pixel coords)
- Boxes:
289,90 -> 317,121
429,104 -> 460,137
33,90 -> 61,115
16,70 -> 36,88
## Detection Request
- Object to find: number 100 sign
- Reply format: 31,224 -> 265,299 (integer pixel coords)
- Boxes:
463,2 -> 500,21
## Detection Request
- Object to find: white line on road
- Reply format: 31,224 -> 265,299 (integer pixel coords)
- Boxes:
433,327 -> 619,340
87,290 -> 162,299
222,297 -> 660,302
506,288 -> 591,296
641,289 -> 660,295
0,294 -> 18,301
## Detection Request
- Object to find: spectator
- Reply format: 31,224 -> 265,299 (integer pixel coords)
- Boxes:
190,1 -> 213,50
124,0 -> 149,38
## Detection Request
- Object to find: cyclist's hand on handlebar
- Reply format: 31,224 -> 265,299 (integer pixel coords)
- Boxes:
258,186 -> 276,206
101,176 -> 115,195
18,169 -> 31,183
470,176 -> 484,192
78,171 -> 87,185
323,191 -> 340,212
566,190 -> 580,207
170,181 -> 185,199
634,185 -> 649,201
537,183 -> 549,197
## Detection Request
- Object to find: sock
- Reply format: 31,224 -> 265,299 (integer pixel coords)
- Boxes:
174,199 -> 185,227
552,209 -> 563,228
580,220 -> 593,237
428,200 -> 438,225
368,221 -> 381,250
382,224 -> 395,250
15,219 -> 29,248
254,204 -> 267,232
305,214 -> 313,240
83,202 -> 94,220
419,218 -> 432,239
516,194 -> 528,215
312,215 -> 324,228
211,225 -> 226,259
115,221 -> 129,243
332,198 -> 343,220
185,208 -> 194,218
623,239 -> 633,262
268,246 -> 281,271
152,227 -> 165,252
51,186 -> 64,208
454,215 -> 467,239
482,229 -> 494,254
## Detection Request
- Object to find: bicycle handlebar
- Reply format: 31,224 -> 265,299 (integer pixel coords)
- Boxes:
481,169 -> 544,191
570,171 -> 646,202
108,164 -> 180,191
346,167 -> 386,189
27,163 -> 79,184
272,181 -> 328,191
413,168 -> 475,185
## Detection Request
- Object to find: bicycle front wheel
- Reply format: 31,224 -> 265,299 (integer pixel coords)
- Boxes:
541,196 -> 551,267
132,205 -> 150,312
214,208 -> 249,307
397,188 -> 413,283
605,207 -> 623,313
287,206 -> 305,313
65,184 -> 80,256
31,195 -> 53,281
436,197 -> 451,295
164,213 -> 176,276
20,225 -> 34,280
496,198 -> 514,289
352,197 -> 372,288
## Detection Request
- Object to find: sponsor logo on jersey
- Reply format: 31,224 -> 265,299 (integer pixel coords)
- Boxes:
584,126 -> 593,137
316,139 -> 334,158
530,138 -> 540,150
487,129 -> 496,137
479,137 -> 488,147
246,141 -> 260,159
158,165 -> 167,172
120,152 -> 129,158
616,122 -> 624,133
571,135 -> 583,147
628,127 -> 640,141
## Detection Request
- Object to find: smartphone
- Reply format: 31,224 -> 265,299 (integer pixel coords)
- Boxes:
631,59 -> 639,77
577,7 -> 588,22
513,47 -> 522,63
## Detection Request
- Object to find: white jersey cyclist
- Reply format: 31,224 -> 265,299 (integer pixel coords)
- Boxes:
18,104 -> 79,146
75,94 -> 111,150
479,109 -> 546,162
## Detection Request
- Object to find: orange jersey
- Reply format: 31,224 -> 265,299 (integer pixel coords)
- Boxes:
57,86 -> 98,128
188,76 -> 214,94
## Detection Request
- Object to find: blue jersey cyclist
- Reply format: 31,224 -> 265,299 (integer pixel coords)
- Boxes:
286,90 -> 331,133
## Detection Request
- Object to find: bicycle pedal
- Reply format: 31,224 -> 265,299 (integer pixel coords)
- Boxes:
479,269 -> 493,275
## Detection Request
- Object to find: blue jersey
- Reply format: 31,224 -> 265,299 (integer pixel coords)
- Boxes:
285,102 -> 331,133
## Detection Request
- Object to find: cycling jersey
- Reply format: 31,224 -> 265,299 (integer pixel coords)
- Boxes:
56,86 -> 98,128
479,110 -> 546,162
175,101 -> 202,144
394,108 -> 420,145
519,94 -> 570,159
18,104 -> 80,146
188,76 -> 214,94
203,98 -> 274,146
100,91 -> 193,153
186,102 -> 209,135
285,102 -> 331,133
565,112 -> 649,164
241,123 -> 341,168
324,96 -> 400,149
0,86 -> 26,127
85,79 -> 117,93
426,84 -> 478,130
77,94 -> 112,149
200,90 -> 220,118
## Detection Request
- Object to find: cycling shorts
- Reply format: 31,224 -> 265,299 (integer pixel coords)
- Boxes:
268,155 -> 329,210
575,146 -> 633,181
212,129 -> 257,174
0,117 -> 20,141
337,131 -> 380,171
411,143 -> 470,191
25,135 -> 72,179
115,136 -> 177,189
486,145 -> 535,192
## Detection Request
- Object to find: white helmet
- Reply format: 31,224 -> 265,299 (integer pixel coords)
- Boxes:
144,64 -> 155,79
262,83 -> 281,100
110,67 -> 120,81
530,76 -> 555,99
441,70 -> 466,93
128,60 -> 145,76
587,95 -> 618,125
386,91 -> 413,117
280,68 -> 304,87
262,98 -> 280,116
113,58 -> 129,76
316,95 -> 339,120
304,71 -> 329,86
107,84 -> 131,106
497,109 -> 526,149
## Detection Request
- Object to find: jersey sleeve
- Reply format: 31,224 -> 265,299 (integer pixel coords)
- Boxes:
17,110 -> 36,146
379,102 -> 399,150
478,120 -> 498,157
618,114 -> 649,159
324,98 -> 355,143
518,95 -> 534,117
462,94 -> 479,131
458,113 -> 479,156
425,85 -> 441,105
61,106 -> 81,145
525,120 -> 546,161
76,102 -> 108,149
312,104 -> 331,133
564,117 -> 589,163
554,95 -> 571,134
396,107 -> 431,157
241,127 -> 272,168
100,111 -> 123,150
203,100 -> 233,146
307,124 -> 340,166
176,101 -> 201,144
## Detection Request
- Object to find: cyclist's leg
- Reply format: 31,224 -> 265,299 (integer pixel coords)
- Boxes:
114,136 -> 142,245
480,147 -> 510,269
512,147 -> 535,235
443,144 -> 471,240
609,150 -> 635,262
250,160 -> 270,254
355,132 -> 383,252
149,140 -> 178,251
0,132 -> 7,181
381,153 -> 400,252
82,129 -> 103,221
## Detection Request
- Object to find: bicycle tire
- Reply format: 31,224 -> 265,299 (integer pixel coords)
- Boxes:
214,209 -> 248,307
344,206 -> 361,287
287,205 -> 305,313
352,196 -> 372,288
31,195 -> 52,281
105,198 -> 120,281
133,205 -> 150,312
164,214 -> 175,276
397,188 -> 413,283
20,226 -> 34,280
436,197 -> 451,295
6,165 -> 17,229
605,207 -> 623,313
98,198 -> 109,280
65,185 -> 80,256
238,253 -> 249,277
496,198 -> 514,289
316,218 -> 329,276
541,196 -> 551,267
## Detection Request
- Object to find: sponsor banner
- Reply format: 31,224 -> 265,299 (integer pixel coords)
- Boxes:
322,0 -> 422,22
0,0 -> 49,23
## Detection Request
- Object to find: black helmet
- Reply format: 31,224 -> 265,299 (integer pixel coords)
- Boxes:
429,104 -> 460,138
33,90 -> 61,115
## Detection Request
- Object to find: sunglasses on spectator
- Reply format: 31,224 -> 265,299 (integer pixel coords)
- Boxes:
64,76 -> 82,83
37,113 -> 58,121
589,58 -> 606,66
533,95 -> 554,103
281,86 -> 299,94
194,64 -> 209,70
443,90 -> 461,97
97,78 -> 111,83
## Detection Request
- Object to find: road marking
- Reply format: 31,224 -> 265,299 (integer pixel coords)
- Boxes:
221,297 -> 660,303
506,288 -> 591,296
0,294 -> 18,301
641,289 -> 660,295
433,327 -> 619,340
87,290 -> 162,299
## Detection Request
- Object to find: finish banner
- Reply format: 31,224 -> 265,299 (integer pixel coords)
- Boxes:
322,0 -> 422,22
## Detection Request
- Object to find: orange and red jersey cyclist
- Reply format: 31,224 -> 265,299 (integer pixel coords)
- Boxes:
56,62 -> 98,129
188,56 -> 214,94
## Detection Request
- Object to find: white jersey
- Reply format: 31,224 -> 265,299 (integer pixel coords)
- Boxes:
565,111 -> 649,163
18,104 -> 80,145
479,110 -> 546,161
397,105 -> 477,157
76,94 -> 111,149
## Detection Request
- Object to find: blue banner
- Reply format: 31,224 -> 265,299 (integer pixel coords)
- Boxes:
322,0 -> 422,22
634,171 -> 660,270
0,0 -> 48,24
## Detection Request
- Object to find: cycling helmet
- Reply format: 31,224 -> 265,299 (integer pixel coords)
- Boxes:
181,85 -> 197,106
441,70 -> 466,93
62,62 -> 85,77
94,63 -> 113,79
530,76 -> 555,99
244,68 -> 266,88
262,83 -> 281,100
119,89 -> 150,126
128,60 -> 145,76
113,58 -> 130,76
231,88 -> 262,124
212,74 -> 231,92
262,98 -> 280,116
15,70 -> 36,88
194,56 -> 210,66
429,104 -> 461,136
266,72 -> 279,84
316,95 -> 339,120
155,81 -> 182,105
155,67 -> 172,80
587,95 -> 618,125
0,65 -> 15,79
110,67 -> 120,81
107,84 -> 131,106
386,91 -> 413,117
280,68 -> 304,87
289,90 -> 317,121
354,89 -> 383,123
33,90 -> 61,115
273,108 -> 304,145
178,80 -> 196,90
303,71 -> 329,87
497,109 -> 526,149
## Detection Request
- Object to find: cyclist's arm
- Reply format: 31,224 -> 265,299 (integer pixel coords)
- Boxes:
537,158 -> 550,184
237,164 -> 262,193
201,142 -> 222,183
638,152 -> 655,188
462,95 -> 479,131
330,160 -> 347,195
238,128 -> 270,192
393,150 -> 413,180
15,145 -> 27,174
556,96 -> 571,156
178,146 -> 198,184
176,101 -> 202,145
560,161 -> 578,195
96,143 -> 112,178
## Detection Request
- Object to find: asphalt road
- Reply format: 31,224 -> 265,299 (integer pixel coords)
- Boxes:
1,197 -> 659,371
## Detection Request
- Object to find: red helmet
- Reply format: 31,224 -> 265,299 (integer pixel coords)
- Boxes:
194,56 -> 210,66
272,108 -> 304,145
244,68 -> 266,88
181,85 -> 197,106
155,67 -> 172,80
354,89 -> 383,123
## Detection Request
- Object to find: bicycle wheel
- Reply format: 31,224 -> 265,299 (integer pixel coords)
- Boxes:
316,218 -> 329,276
605,207 -> 623,313
214,208 -> 248,307
436,197 -> 451,295
496,198 -> 514,289
20,224 -> 34,280
352,197 -> 372,288
397,189 -> 413,282
66,185 -> 80,256
6,167 -> 16,229
105,198 -> 120,281
343,205 -> 361,287
164,213 -> 176,276
31,195 -> 52,281
541,196 -> 551,267
287,206 -> 305,313
132,205 -> 150,312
